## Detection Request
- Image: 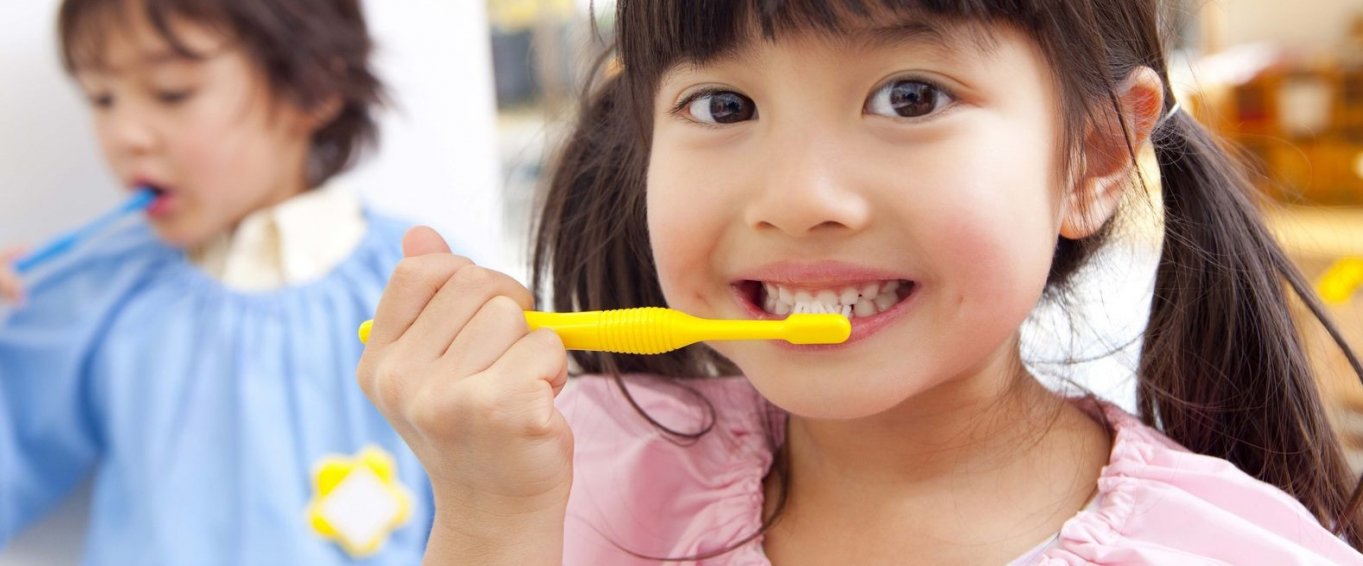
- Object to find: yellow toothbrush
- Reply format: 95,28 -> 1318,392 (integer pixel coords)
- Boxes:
356,307 -> 851,354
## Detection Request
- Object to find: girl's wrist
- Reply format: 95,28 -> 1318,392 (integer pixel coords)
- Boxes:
425,497 -> 566,566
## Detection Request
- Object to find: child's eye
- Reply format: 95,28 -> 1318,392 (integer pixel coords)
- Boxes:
865,79 -> 954,119
157,90 -> 194,105
680,90 -> 757,125
89,93 -> 115,109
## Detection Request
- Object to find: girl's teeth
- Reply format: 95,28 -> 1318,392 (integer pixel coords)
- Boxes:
816,290 -> 839,312
873,292 -> 897,311
854,299 -> 876,317
838,287 -> 859,305
760,281 -> 909,319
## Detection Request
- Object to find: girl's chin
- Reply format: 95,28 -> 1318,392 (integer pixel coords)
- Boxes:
744,373 -> 917,420
150,223 -> 213,250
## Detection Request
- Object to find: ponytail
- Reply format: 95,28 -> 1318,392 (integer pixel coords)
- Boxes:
1142,109 -> 1363,544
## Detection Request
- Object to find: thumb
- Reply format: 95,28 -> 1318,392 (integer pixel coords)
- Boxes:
401,226 -> 451,257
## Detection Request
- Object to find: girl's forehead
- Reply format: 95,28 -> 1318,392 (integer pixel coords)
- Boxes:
623,1 -> 1011,73
655,17 -> 1010,82
69,20 -> 227,75
64,2 -> 229,74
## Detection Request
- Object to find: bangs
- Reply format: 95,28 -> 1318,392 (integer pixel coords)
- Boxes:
617,0 -> 1047,84
59,0 -> 232,71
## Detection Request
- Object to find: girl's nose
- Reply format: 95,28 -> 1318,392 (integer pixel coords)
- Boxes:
743,133 -> 872,238
102,105 -> 159,156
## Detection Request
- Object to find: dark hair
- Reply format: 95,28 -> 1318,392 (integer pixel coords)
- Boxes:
57,0 -> 385,187
534,0 -> 1363,554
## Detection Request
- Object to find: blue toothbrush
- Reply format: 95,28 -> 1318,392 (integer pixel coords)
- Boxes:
13,188 -> 157,274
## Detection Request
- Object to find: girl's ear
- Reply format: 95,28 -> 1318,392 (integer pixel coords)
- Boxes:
304,94 -> 344,132
1060,66 -> 1165,240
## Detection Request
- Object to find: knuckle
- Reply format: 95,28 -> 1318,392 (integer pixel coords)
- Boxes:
484,296 -> 529,329
528,328 -> 567,354
390,256 -> 467,291
451,265 -> 497,293
370,362 -> 409,415
406,390 -> 451,435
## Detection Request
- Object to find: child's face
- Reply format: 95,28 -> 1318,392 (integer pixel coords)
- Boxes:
72,11 -> 319,248
647,23 -> 1074,419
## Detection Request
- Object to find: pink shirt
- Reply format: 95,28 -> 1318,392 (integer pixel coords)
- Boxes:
557,375 -> 1363,565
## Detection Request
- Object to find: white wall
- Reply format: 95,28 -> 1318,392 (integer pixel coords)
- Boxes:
0,0 -> 505,270
0,2 -> 500,564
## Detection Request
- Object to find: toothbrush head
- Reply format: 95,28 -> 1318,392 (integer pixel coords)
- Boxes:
781,313 -> 852,344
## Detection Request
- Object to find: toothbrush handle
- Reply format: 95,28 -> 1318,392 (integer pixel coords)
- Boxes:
525,308 -> 693,354
13,189 -> 156,275
356,309 -> 847,352
524,308 -> 796,354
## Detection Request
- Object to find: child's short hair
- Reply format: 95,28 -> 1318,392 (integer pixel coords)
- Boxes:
57,0 -> 386,187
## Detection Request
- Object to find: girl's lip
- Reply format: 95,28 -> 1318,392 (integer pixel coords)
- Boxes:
146,192 -> 174,218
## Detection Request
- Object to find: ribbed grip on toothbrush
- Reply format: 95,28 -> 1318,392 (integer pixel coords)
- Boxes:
587,307 -> 686,354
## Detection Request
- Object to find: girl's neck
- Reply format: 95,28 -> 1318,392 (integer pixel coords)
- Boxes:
764,338 -> 1111,563
783,346 -> 1065,487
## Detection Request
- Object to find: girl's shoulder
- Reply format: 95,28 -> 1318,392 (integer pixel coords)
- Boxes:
1041,401 -> 1363,565
556,375 -> 777,564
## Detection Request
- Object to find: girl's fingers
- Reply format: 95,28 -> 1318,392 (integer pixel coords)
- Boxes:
367,253 -> 470,347
402,225 -> 451,257
366,227 -> 460,347
443,295 -> 535,377
0,270 -> 24,304
0,247 -> 28,304
484,329 -> 571,404
401,264 -> 534,359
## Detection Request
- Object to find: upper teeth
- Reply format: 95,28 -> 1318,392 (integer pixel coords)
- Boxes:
762,280 -> 905,318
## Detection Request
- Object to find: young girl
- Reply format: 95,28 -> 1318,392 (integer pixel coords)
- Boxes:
0,0 -> 431,563
359,1 -> 1363,563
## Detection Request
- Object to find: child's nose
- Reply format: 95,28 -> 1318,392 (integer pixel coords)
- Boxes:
104,107 -> 159,156
743,134 -> 871,238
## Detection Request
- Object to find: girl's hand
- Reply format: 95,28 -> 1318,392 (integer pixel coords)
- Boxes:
356,226 -> 571,565
0,246 -> 27,305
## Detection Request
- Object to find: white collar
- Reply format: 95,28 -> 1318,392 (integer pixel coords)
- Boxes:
189,183 -> 367,291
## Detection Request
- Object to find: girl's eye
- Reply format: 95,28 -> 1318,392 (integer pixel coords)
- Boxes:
685,91 -> 756,124
89,93 -> 115,109
157,90 -> 194,105
866,79 -> 952,119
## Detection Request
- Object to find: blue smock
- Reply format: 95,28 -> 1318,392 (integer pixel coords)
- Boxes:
0,211 -> 431,565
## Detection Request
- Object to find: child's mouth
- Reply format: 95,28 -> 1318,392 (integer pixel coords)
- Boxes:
138,184 -> 174,217
739,279 -> 916,318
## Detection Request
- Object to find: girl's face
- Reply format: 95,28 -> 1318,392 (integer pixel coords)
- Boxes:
647,22 -> 1075,419
72,10 -> 319,248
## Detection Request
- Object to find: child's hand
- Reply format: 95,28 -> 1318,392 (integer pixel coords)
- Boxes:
0,246 -> 27,305
356,226 -> 571,564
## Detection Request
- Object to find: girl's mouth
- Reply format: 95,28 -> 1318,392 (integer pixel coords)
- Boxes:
139,184 -> 175,218
732,278 -> 919,345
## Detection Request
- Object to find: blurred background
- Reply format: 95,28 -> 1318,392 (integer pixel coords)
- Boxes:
3,0 -> 1363,563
